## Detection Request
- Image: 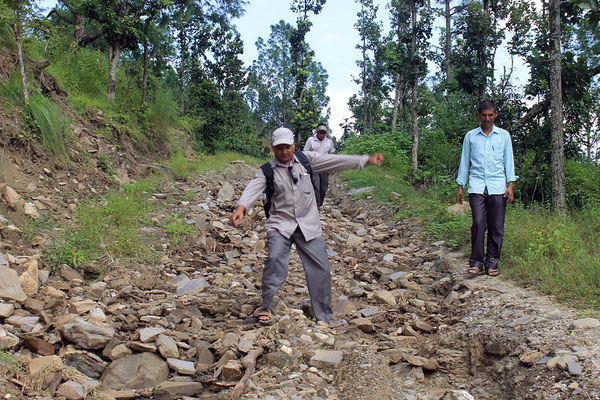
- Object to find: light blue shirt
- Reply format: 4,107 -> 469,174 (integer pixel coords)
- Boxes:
456,125 -> 518,195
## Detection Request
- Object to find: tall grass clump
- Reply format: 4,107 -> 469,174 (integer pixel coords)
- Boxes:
46,180 -> 157,270
26,93 -> 71,158
0,71 -> 25,107
503,205 -> 600,308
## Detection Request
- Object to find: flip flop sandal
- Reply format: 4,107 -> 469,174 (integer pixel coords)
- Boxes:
467,265 -> 484,275
487,268 -> 501,277
256,309 -> 273,325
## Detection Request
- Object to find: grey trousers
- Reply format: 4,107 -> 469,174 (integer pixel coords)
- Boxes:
262,227 -> 333,322
312,172 -> 329,207
469,187 -> 507,271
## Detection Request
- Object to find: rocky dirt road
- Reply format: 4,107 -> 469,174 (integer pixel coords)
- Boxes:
1,160 -> 599,400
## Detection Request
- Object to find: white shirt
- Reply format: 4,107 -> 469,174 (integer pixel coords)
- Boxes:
304,135 -> 334,154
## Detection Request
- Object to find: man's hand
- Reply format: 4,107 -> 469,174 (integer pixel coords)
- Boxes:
504,182 -> 514,204
367,153 -> 384,166
456,185 -> 464,205
230,205 -> 246,228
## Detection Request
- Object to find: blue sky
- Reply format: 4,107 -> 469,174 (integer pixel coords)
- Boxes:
235,0 -> 390,138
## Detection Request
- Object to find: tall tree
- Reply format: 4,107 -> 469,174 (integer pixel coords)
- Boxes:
2,0 -> 33,104
352,0 -> 383,135
289,0 -> 326,144
549,0 -> 566,212
407,0 -> 432,184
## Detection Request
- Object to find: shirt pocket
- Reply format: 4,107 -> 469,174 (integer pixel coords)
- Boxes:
492,140 -> 505,163
298,173 -> 313,194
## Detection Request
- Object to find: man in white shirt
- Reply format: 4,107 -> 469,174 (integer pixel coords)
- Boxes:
304,123 -> 335,208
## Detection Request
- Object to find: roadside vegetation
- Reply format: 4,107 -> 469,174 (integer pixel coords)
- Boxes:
341,152 -> 600,310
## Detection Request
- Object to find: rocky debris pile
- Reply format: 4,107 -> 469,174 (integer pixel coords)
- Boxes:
0,161 -> 599,400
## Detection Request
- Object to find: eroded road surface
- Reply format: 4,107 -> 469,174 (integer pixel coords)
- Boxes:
1,160 -> 599,400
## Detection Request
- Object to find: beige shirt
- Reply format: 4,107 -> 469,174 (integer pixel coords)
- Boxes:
237,152 -> 369,241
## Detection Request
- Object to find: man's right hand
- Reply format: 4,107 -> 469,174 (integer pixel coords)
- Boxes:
367,153 -> 384,166
230,205 -> 246,228
456,185 -> 464,205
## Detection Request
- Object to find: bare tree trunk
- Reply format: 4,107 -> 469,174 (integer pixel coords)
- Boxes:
444,0 -> 451,85
409,0 -> 419,184
107,43 -> 120,102
178,30 -> 187,114
13,9 -> 29,105
391,73 -> 401,131
142,39 -> 149,105
549,0 -> 566,213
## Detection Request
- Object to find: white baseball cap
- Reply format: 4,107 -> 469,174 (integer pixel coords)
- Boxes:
271,127 -> 295,146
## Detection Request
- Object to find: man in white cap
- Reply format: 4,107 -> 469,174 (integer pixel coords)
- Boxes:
230,127 -> 383,324
304,123 -> 335,208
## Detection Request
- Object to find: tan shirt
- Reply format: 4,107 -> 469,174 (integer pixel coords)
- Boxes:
237,152 -> 369,241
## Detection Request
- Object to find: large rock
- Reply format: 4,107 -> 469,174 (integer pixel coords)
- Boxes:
19,259 -> 39,295
447,202 -> 470,216
0,183 -> 24,211
59,318 -> 115,349
217,182 -> 235,202
101,353 -> 169,390
309,350 -> 344,367
0,267 -> 27,302
154,381 -> 203,400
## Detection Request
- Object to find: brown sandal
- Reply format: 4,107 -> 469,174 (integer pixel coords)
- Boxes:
256,309 -> 273,325
468,265 -> 484,275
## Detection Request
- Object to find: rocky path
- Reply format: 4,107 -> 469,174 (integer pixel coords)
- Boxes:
1,160 -> 599,400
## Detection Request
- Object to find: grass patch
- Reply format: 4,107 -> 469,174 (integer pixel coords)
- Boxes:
45,180 -> 157,270
163,213 -> 196,245
165,150 -> 266,180
26,93 -> 71,158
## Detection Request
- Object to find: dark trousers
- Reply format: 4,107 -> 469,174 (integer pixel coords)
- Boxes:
312,172 -> 329,207
262,228 -> 333,322
468,188 -> 507,270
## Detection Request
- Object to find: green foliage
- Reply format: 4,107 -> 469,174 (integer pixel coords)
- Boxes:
45,180 -> 157,270
0,71 -> 24,106
0,350 -> 26,372
565,158 -> 600,207
25,93 -> 71,158
166,151 -> 266,180
504,205 -> 600,308
343,131 -> 411,172
163,213 -> 195,245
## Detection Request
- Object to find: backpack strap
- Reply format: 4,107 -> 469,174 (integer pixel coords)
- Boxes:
260,162 -> 275,219
294,151 -> 313,181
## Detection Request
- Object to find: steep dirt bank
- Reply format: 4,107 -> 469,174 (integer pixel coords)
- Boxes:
0,160 -> 599,400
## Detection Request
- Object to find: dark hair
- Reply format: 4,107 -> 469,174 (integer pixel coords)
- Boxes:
316,122 -> 328,131
478,99 -> 497,113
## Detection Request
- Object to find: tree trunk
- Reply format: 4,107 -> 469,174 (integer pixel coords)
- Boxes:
391,73 -> 401,131
178,30 -> 187,114
13,17 -> 29,105
478,0 -> 490,101
142,39 -> 149,105
107,43 -> 120,102
444,0 -> 451,85
409,0 -> 419,184
549,0 -> 566,213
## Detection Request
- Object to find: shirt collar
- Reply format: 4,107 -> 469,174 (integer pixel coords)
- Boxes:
477,125 -> 500,136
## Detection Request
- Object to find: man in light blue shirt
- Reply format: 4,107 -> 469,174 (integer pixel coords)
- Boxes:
456,99 -> 518,277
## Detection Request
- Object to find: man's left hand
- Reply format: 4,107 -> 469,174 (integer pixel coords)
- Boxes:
504,182 -> 514,204
368,153 -> 384,166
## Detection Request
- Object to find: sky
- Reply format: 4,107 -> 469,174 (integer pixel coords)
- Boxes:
234,0 -> 389,139
39,0 -> 530,139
